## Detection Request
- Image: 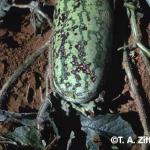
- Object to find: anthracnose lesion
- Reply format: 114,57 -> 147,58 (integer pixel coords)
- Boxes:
54,0 -> 112,83
70,54 -> 97,82
74,0 -> 81,9
65,82 -> 72,88
74,41 -> 86,57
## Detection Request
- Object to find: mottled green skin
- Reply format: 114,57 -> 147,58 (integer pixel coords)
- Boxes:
51,0 -> 113,104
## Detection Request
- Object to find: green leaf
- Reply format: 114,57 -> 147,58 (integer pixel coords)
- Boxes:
6,119 -> 44,150
80,113 -> 136,149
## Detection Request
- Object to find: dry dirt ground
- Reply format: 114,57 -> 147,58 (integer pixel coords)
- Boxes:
0,7 -> 50,133
0,1 -> 150,150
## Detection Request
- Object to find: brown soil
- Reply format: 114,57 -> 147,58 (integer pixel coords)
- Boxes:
0,13 -> 50,112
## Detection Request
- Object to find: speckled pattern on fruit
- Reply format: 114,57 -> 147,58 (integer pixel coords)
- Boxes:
51,0 -> 113,107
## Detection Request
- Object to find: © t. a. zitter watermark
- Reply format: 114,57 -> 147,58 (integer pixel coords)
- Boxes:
111,136 -> 150,144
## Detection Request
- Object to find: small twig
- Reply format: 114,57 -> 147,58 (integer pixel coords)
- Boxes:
37,93 -> 60,138
0,43 -> 49,106
25,84 -> 30,103
0,109 -> 37,119
45,136 -> 60,150
67,131 -> 75,150
39,86 -> 43,102
12,2 -> 52,27
117,44 -> 131,51
136,42 -> 150,58
12,1 -> 39,10
0,140 -> 17,145
0,110 -> 38,129
125,2 -> 150,58
124,2 -> 137,10
12,4 -> 30,9
0,136 -> 17,146
45,67 -> 50,98
123,48 -> 150,136
37,9 -> 52,27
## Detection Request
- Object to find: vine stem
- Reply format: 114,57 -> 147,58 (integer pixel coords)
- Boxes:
0,109 -> 37,118
12,1 -> 52,27
0,136 -> 17,146
124,2 -> 150,58
0,42 -> 49,106
123,48 -> 149,149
